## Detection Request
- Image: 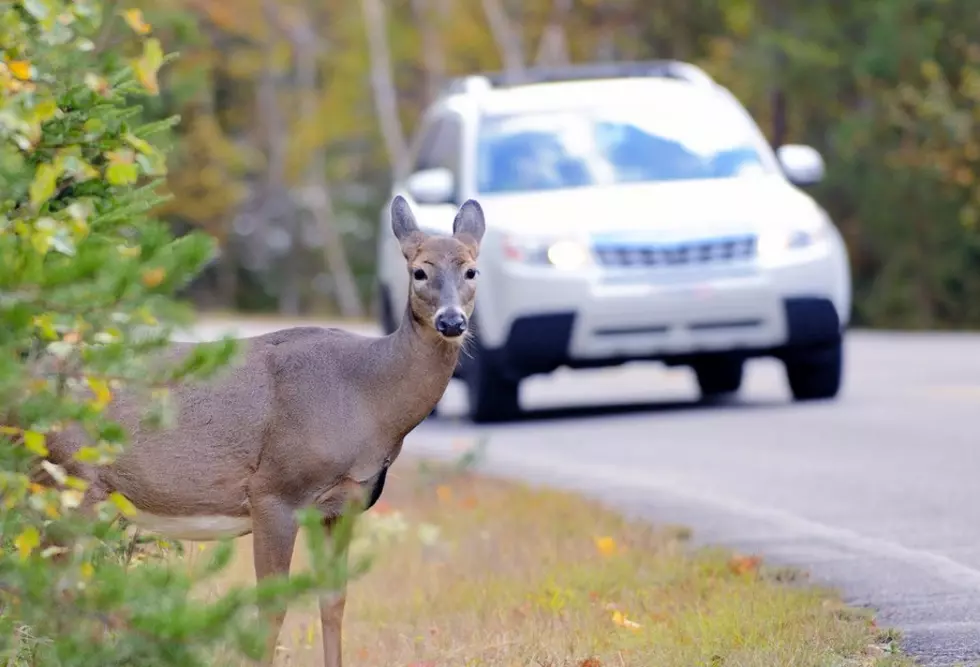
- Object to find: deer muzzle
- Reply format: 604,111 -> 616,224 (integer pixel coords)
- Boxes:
434,307 -> 468,338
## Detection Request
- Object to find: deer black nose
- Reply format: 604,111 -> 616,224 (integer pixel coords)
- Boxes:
435,309 -> 467,338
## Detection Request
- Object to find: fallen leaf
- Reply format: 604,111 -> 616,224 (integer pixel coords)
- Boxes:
435,485 -> 452,503
594,535 -> 617,557
579,659 -> 603,667
611,609 -> 641,630
461,495 -> 478,509
305,620 -> 316,647
729,554 -> 762,576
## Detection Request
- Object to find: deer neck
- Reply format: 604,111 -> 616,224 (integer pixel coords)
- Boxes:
369,301 -> 461,438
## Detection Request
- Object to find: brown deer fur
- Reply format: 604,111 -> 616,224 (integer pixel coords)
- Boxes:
42,195 -> 487,667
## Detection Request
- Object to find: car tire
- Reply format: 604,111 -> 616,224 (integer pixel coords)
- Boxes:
784,340 -> 843,401
693,356 -> 744,400
463,329 -> 520,423
376,281 -> 398,335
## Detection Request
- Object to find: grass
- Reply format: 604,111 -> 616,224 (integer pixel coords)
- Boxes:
180,459 -> 914,667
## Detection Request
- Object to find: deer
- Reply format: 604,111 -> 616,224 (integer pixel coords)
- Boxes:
39,194 -> 487,667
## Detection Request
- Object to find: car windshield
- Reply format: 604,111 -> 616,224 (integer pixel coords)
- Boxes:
475,91 -> 771,195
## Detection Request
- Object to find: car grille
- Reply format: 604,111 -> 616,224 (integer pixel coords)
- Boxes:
593,234 -> 757,268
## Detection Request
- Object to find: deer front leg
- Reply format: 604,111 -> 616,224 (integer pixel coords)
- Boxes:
250,496 -> 299,666
320,516 -> 348,667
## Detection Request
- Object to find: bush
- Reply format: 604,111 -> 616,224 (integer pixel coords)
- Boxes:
0,3 -> 360,665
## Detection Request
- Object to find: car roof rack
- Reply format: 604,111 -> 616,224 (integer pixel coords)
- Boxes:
440,60 -> 715,97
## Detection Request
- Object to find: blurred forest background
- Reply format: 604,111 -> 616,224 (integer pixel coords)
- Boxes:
132,0 -> 980,329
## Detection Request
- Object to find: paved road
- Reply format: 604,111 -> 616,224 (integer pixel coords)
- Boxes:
182,320 -> 980,666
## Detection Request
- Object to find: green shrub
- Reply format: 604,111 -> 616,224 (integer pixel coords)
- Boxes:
0,3 -> 360,664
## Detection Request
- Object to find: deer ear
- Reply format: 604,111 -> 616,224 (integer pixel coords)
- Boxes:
391,195 -> 421,244
453,199 -> 486,248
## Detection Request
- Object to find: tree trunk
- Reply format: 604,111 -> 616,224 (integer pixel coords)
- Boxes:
361,0 -> 410,182
411,0 -> 448,103
480,0 -> 525,81
291,12 -> 365,319
534,0 -> 572,67
258,0 -> 300,316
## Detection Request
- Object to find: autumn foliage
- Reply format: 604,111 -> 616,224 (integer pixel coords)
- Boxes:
0,3 -> 357,664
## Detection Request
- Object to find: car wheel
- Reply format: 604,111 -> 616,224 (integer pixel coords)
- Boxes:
464,336 -> 520,424
376,281 -> 398,335
784,340 -> 843,401
693,356 -> 744,400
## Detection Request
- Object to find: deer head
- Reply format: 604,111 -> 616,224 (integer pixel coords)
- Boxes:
390,195 -> 486,343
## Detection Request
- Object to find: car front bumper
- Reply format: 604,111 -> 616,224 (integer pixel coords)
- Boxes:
477,246 -> 849,381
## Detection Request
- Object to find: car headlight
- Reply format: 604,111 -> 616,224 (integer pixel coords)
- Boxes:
757,215 -> 832,261
502,235 -> 595,270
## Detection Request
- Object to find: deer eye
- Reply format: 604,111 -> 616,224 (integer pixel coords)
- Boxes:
464,268 -> 478,280
412,268 -> 428,281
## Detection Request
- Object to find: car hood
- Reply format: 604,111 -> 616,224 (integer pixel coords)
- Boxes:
474,176 -> 823,240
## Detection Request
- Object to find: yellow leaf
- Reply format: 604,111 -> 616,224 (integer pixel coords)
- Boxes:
29,162 -> 61,210
60,489 -> 84,509
86,377 -> 112,410
109,491 -> 137,517
141,267 -> 166,288
74,446 -> 105,464
23,430 -> 48,457
81,562 -> 94,579
15,527 -> 40,560
106,162 -> 138,185
611,610 -> 641,630
9,60 -> 31,80
65,476 -> 89,491
117,244 -> 141,258
0,425 -> 22,436
122,8 -> 152,34
435,485 -> 452,503
305,621 -> 317,647
594,536 -> 617,557
133,38 -> 164,94
84,72 -> 110,96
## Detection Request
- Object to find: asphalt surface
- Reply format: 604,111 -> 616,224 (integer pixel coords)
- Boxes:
182,320 -> 980,666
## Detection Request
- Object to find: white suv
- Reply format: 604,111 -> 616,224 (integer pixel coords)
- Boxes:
375,61 -> 852,423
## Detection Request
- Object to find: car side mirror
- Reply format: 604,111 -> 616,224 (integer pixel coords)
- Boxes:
405,167 -> 455,205
776,144 -> 825,187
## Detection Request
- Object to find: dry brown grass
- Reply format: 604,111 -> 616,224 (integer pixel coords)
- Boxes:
178,459 -> 912,667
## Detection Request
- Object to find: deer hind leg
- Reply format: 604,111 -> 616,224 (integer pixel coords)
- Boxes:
249,495 -> 299,666
319,515 -> 348,667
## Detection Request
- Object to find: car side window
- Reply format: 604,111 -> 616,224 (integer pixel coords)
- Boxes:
411,114 -> 462,201
412,118 -> 444,173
